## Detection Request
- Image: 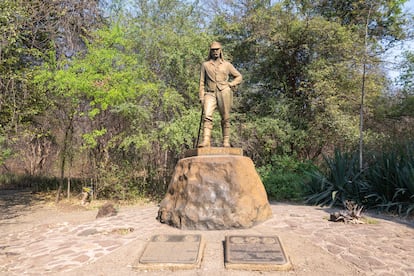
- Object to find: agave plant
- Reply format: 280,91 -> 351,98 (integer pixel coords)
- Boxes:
305,149 -> 369,207
364,145 -> 414,216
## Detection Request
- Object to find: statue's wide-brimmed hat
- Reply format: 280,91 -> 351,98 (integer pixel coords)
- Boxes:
210,41 -> 222,49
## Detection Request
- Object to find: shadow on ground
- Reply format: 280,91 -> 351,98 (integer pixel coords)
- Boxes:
0,189 -> 44,222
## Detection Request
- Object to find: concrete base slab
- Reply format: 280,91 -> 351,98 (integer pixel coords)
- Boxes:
225,235 -> 292,271
184,147 -> 243,157
134,234 -> 204,270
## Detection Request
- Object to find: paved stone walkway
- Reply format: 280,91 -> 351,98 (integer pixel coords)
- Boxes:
0,203 -> 413,275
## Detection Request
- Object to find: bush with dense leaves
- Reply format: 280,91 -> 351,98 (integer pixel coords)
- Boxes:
258,155 -> 315,201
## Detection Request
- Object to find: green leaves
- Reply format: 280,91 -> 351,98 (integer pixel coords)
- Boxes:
82,128 -> 107,149
364,144 -> 414,216
158,108 -> 200,150
0,133 -> 12,166
305,146 -> 414,216
313,0 -> 408,45
399,51 -> 414,95
52,25 -> 146,117
1,0 -> 413,205
33,1 -> 210,172
128,1 -> 211,103
305,149 -> 368,207
211,0 -> 401,161
258,154 -> 315,201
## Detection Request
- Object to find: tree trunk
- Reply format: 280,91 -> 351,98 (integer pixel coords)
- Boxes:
67,174 -> 71,199
359,4 -> 373,172
55,115 -> 74,203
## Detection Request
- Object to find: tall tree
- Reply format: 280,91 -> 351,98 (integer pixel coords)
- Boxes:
0,0 -> 103,178
307,0 -> 408,168
211,2 -> 369,160
35,0 -> 215,198
312,0 -> 408,47
399,50 -> 414,95
209,0 -> 408,163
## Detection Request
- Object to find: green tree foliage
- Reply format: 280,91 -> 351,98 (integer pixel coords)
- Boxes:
129,0 -> 211,102
369,49 -> 414,144
306,0 -> 408,170
0,0 -> 41,132
211,2 -> 387,161
392,51 -> 414,122
310,0 -> 408,47
258,154 -> 315,201
0,134 -> 11,166
34,0 -> 214,198
36,24 -> 174,197
1,0 -> 413,209
0,0 -> 103,179
371,51 -> 414,146
399,50 -> 414,95
0,0 -> 102,130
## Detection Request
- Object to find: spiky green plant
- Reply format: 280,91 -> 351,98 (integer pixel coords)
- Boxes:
364,144 -> 414,216
305,149 -> 370,207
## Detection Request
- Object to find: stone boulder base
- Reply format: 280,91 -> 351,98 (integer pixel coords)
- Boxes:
157,155 -> 272,230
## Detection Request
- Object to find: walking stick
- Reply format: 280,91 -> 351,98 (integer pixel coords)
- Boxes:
196,107 -> 204,148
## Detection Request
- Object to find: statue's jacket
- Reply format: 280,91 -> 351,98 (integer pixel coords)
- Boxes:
199,59 -> 242,97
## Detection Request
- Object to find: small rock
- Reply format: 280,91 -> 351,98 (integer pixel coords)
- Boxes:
96,203 -> 117,219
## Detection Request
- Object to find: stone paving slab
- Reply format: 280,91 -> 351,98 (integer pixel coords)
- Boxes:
0,206 -> 161,275
261,204 -> 414,276
0,203 -> 413,276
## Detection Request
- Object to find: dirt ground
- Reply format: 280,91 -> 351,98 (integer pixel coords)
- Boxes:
1,189 -> 413,276
0,189 -> 148,235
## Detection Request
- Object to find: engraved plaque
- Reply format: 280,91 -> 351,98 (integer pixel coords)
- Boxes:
225,235 -> 291,270
139,234 -> 202,265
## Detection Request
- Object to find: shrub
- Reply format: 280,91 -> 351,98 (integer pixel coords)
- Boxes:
304,149 -> 370,207
258,155 -> 315,201
0,173 -> 84,194
305,145 -> 414,216
0,135 -> 11,166
364,144 -> 414,216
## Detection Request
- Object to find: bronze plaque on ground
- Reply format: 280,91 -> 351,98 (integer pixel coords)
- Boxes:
225,235 -> 292,271
134,234 -> 204,270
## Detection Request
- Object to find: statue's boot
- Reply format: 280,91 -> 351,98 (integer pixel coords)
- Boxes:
222,121 -> 231,147
198,123 -> 212,148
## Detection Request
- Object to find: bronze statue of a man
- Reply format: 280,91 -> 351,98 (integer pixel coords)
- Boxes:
198,41 -> 242,147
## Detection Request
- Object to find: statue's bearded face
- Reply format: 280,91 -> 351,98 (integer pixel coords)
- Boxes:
210,48 -> 221,59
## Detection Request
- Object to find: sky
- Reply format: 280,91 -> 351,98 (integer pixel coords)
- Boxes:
406,0 -> 414,13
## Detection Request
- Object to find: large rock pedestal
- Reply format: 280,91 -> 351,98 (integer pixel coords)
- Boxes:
157,151 -> 272,230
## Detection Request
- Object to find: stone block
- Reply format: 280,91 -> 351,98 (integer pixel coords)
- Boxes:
157,155 -> 272,230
